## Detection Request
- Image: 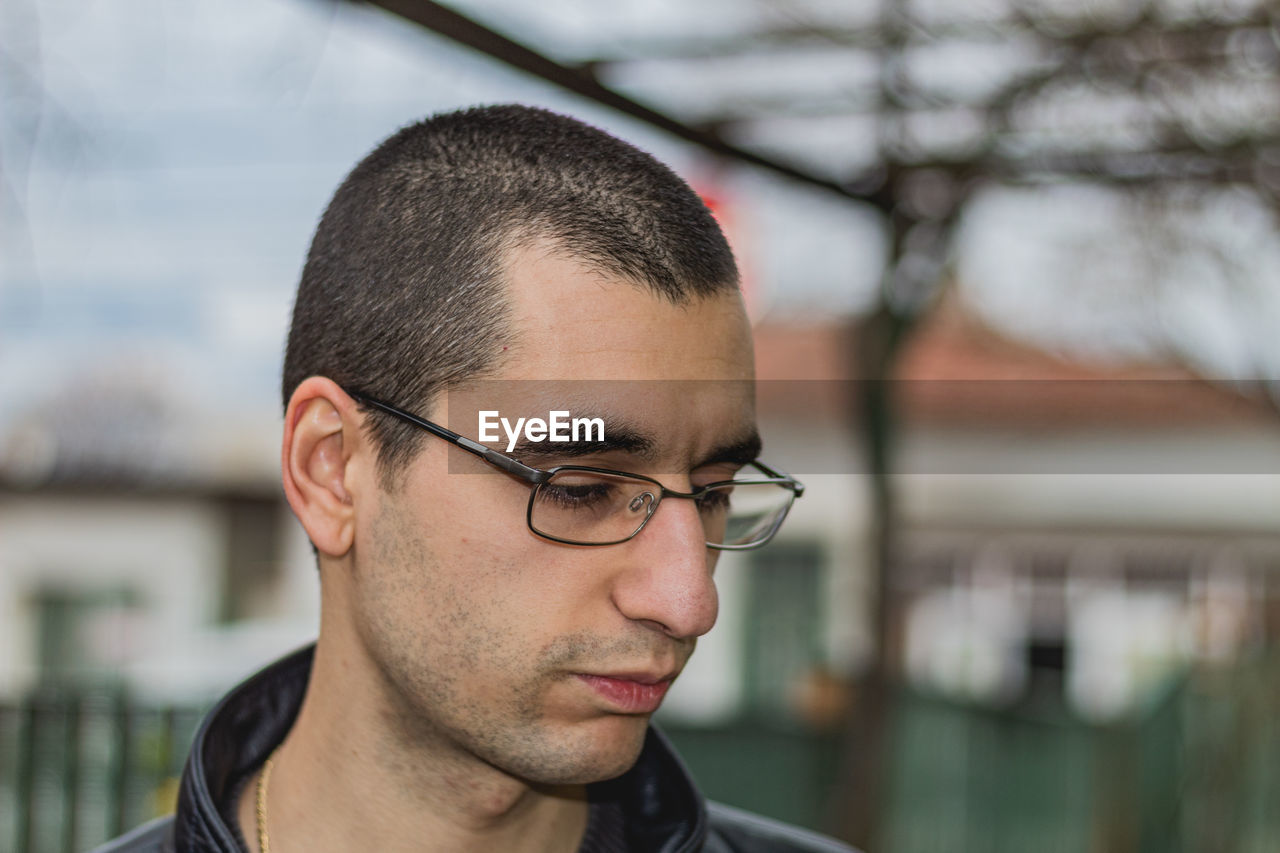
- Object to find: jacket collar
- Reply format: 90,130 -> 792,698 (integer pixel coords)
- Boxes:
173,644 -> 709,852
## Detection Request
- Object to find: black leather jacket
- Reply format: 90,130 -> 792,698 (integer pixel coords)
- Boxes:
90,646 -> 855,853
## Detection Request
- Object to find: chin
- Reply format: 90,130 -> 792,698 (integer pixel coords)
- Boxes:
578,733 -> 647,783
516,715 -> 650,786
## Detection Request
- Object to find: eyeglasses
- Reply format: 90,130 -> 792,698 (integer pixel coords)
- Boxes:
349,392 -> 804,550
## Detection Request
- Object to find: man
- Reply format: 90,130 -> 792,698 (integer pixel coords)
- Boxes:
95,105 -> 853,852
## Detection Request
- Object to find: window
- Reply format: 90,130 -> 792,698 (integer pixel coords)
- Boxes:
32,586 -> 141,688
744,541 -> 825,721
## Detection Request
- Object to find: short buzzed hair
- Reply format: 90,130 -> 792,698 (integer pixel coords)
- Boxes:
282,104 -> 739,484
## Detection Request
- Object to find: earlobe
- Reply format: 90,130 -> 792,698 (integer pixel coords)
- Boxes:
281,378 -> 364,557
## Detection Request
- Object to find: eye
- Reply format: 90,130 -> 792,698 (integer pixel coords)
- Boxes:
538,481 -> 616,509
692,464 -> 743,490
695,486 -> 733,513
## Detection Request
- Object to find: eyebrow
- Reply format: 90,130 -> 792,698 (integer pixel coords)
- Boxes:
507,422 -> 658,464
697,432 -> 763,468
507,423 -> 763,471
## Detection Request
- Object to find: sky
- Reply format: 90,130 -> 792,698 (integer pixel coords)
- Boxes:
0,0 -> 886,445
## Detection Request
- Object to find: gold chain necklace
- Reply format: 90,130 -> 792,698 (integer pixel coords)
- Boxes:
255,751 -> 277,853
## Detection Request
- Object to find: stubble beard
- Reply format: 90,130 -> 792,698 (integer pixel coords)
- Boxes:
355,499 -> 673,788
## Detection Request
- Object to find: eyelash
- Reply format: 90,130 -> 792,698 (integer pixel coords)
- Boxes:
539,482 -> 615,508
538,482 -> 734,515
695,489 -> 732,512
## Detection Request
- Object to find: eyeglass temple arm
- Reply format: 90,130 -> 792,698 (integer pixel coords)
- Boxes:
348,393 -> 548,483
751,459 -> 805,498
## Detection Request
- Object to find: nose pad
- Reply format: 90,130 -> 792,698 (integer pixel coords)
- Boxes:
628,491 -> 657,516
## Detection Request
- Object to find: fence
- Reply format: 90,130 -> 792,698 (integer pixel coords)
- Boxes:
0,690 -> 204,853
881,656 -> 1280,853
2,658 -> 1278,852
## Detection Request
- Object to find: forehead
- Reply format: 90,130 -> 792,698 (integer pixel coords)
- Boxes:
496,240 -> 755,384
449,241 -> 757,464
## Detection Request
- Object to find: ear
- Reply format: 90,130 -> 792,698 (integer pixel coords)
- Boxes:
281,376 -> 368,557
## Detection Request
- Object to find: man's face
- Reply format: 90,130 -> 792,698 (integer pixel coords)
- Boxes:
347,242 -> 756,786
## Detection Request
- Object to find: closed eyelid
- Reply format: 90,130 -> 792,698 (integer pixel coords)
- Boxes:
510,427 -> 762,481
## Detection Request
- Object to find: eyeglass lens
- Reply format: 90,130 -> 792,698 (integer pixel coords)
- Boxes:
530,470 -> 795,547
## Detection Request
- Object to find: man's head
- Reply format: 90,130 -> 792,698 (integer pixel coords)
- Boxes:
279,105 -> 757,788
282,104 -> 739,485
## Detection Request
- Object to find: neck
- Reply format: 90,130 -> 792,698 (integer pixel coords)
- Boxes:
238,627 -> 589,853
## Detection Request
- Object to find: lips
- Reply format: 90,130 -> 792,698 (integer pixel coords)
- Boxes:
576,672 -> 674,713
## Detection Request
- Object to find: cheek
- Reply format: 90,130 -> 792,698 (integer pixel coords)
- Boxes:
412,481 -> 605,617
424,474 -> 546,559
362,495 -> 559,680
358,476 -> 617,689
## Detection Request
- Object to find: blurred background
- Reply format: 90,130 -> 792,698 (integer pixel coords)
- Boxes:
2,0 -> 1279,850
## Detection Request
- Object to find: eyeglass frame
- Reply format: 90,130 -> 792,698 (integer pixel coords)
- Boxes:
347,390 -> 805,550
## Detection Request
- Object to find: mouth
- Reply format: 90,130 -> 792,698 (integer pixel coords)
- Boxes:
575,670 -> 677,714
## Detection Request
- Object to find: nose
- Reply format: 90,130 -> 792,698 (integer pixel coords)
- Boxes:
610,493 -> 719,640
